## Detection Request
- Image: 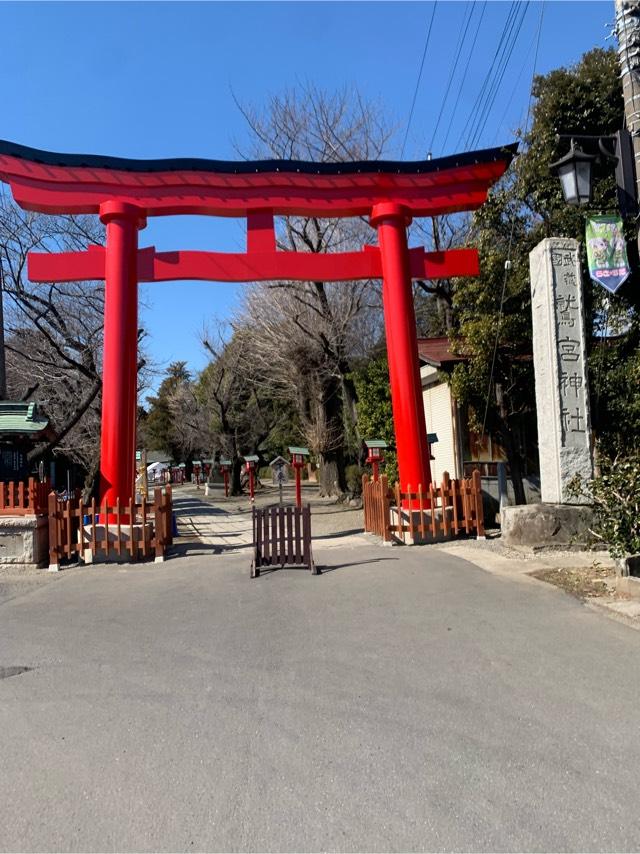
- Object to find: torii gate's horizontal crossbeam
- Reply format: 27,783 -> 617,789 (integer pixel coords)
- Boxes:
0,139 -> 517,218
28,245 -> 479,284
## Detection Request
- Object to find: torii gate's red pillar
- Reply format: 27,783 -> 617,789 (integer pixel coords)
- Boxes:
371,203 -> 432,494
99,201 -> 145,506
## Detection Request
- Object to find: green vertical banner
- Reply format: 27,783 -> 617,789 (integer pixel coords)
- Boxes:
585,214 -> 631,294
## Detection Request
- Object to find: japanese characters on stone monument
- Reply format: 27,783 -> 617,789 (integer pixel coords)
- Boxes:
530,238 -> 593,503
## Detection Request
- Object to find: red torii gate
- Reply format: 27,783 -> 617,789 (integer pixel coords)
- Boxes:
0,139 -> 515,507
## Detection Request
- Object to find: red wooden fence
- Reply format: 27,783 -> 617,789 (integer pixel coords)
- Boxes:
0,478 -> 49,515
48,486 -> 173,568
362,470 -> 485,543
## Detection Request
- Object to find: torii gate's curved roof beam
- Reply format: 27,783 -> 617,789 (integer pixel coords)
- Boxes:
0,139 -> 517,219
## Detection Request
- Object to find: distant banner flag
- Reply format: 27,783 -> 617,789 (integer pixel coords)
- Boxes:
585,215 -> 631,294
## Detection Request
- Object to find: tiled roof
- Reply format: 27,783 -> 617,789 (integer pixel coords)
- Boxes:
417,337 -> 465,368
0,401 -> 49,435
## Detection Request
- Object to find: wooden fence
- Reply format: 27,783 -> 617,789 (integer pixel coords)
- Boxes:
251,504 -> 317,577
48,486 -> 173,569
362,470 -> 485,543
0,478 -> 49,515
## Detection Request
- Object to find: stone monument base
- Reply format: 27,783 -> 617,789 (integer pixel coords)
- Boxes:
390,507 -> 484,545
501,503 -> 593,549
0,515 -> 49,569
80,523 -> 160,566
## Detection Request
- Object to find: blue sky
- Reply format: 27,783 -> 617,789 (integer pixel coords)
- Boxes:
1,1 -> 612,399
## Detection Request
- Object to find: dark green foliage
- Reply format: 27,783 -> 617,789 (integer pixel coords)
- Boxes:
345,463 -> 365,496
141,362 -> 191,460
447,47 -> 640,503
519,47 -> 640,456
351,356 -> 398,485
569,454 -> 640,559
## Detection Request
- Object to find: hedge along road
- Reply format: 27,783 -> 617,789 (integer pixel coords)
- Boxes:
1,541 -> 639,852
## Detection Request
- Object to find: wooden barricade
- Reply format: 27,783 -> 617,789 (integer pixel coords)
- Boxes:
0,478 -> 49,515
362,469 -> 485,544
48,485 -> 173,569
251,504 -> 317,577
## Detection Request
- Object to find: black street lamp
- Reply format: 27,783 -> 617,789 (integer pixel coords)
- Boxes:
549,140 -> 597,206
549,130 -> 638,217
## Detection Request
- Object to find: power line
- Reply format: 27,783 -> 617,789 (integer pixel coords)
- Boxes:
428,1 -> 476,154
480,1 -> 545,440
439,1 -> 488,154
491,27 -> 538,146
468,1 -> 530,150
456,2 -> 518,151
467,1 -> 529,150
400,2 -> 438,159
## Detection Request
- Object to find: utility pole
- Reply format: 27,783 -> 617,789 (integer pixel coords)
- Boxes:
616,0 -> 640,203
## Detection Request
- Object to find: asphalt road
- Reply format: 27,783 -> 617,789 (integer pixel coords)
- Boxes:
1,544 -> 640,852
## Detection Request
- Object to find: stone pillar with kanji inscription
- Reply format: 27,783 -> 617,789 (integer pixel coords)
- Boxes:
530,238 -> 593,503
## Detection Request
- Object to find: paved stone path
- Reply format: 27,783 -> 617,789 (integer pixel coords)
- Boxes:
172,487 -> 371,553
173,491 -> 254,551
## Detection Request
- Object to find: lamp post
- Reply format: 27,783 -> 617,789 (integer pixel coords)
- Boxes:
243,455 -> 259,502
219,459 -> 232,498
364,439 -> 387,482
550,131 -> 638,216
549,140 -> 597,206
288,446 -> 309,508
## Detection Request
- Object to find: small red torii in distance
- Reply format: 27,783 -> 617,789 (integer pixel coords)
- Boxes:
0,140 -> 516,506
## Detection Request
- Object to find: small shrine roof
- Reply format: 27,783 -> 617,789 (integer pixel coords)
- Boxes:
0,401 -> 49,436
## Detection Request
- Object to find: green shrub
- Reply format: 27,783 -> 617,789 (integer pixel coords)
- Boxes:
346,464 -> 366,495
569,453 -> 640,559
381,454 -> 398,487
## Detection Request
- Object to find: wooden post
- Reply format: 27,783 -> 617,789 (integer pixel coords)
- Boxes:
429,481 -> 437,538
418,483 -> 425,539
463,478 -> 472,534
451,479 -> 459,534
472,469 -> 485,539
48,492 -> 59,571
286,506 -> 293,561
89,497 -> 96,558
380,475 -> 391,542
141,496 -> 148,558
362,474 -> 369,532
278,506 -> 285,566
441,473 -> 451,537
100,499 -> 108,556
65,495 -> 73,559
128,498 -> 135,559
394,482 -> 402,542
115,498 -> 122,557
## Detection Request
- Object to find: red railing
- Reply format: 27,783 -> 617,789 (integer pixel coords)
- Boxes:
0,478 -> 49,515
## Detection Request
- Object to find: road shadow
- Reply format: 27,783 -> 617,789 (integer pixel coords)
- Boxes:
167,541 -> 226,558
312,528 -> 364,540
249,556 -> 398,577
316,557 -> 398,574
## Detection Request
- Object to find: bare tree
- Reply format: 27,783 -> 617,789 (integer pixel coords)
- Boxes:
163,326 -> 289,495
234,85 -> 392,495
0,189 -> 150,491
